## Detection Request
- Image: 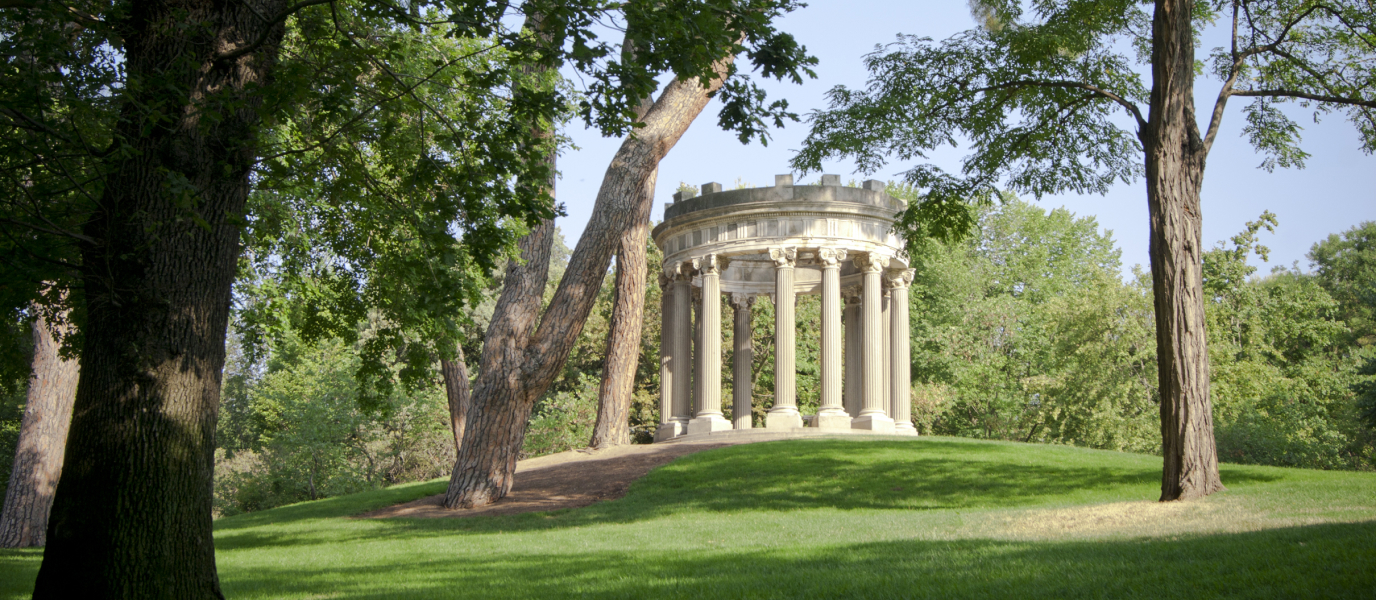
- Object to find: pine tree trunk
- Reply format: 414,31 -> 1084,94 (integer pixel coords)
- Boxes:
33,1 -> 288,596
1146,0 -> 1225,502
589,168 -> 656,449
444,56 -> 736,509
0,309 -> 79,548
441,347 -> 471,452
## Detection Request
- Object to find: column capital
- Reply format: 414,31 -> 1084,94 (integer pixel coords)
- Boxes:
842,285 -> 863,302
667,259 -> 698,281
817,247 -> 848,268
884,268 -> 915,289
699,253 -> 728,275
769,247 -> 797,268
729,292 -> 756,310
658,271 -> 671,288
852,252 -> 889,274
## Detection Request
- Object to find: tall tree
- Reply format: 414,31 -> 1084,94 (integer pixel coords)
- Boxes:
0,5 -> 99,549
444,0 -> 814,507
590,79 -> 659,450
793,0 -> 1374,501
441,345 -> 472,451
588,175 -> 655,449
446,59 -> 737,507
0,306 -> 78,548
24,0 -> 312,593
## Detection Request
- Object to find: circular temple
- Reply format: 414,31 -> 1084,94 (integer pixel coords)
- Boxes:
651,174 -> 917,442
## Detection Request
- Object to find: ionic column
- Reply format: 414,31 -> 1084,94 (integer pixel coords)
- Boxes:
766,247 -> 802,429
888,269 -> 917,435
843,289 -> 863,421
816,248 -> 849,429
670,264 -> 696,434
853,252 -> 895,432
731,293 -> 755,430
689,254 -> 732,434
655,272 -> 677,442
691,282 -> 703,419
882,286 -> 892,416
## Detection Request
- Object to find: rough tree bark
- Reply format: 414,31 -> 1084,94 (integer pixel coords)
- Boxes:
590,39 -> 659,450
588,169 -> 656,449
0,308 -> 79,548
441,347 -> 472,452
444,55 -> 736,508
1145,0 -> 1225,501
32,1 -> 291,596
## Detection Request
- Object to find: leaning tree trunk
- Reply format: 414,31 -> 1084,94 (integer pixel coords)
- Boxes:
33,2 -> 289,597
1145,0 -> 1224,502
444,57 -> 736,509
588,168 -> 657,449
441,345 -> 472,452
0,308 -> 79,548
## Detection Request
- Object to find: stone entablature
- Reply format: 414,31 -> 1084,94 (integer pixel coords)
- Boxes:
652,174 -> 917,441
652,175 -> 905,296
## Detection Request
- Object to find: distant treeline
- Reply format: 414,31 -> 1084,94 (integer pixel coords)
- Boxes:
5,200 -> 1369,516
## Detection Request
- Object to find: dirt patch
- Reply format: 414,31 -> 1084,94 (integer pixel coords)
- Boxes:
356,440 -> 746,519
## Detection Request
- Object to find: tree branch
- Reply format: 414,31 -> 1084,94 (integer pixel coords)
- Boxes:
975,79 -> 1147,131
1205,0 -> 1336,156
0,0 -> 102,27
0,217 -> 97,245
1231,88 -> 1376,108
213,0 -> 333,64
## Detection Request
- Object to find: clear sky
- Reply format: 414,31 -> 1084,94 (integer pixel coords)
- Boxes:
554,1 -> 1376,277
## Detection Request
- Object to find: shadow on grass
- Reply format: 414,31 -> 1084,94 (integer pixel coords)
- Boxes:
213,520 -> 1375,599
6,520 -> 1371,599
210,439 -> 1287,551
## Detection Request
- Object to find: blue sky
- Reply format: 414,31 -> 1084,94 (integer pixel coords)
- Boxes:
554,1 -> 1376,277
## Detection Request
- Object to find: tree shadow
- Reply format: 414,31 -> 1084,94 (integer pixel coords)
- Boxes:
210,438 -> 1286,551
209,521 -> 1375,599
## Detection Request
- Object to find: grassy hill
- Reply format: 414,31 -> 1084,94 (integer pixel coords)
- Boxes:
3,437 -> 1373,598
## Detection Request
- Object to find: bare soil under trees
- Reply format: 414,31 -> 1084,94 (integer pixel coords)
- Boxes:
360,440 -> 750,519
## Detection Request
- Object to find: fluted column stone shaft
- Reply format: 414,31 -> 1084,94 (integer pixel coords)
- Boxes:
731,293 -> 755,430
766,247 -> 802,429
853,253 -> 895,432
688,255 -> 732,434
882,288 -> 892,415
816,248 -> 849,428
692,285 -> 702,418
670,269 -> 694,431
697,257 -> 723,417
843,292 -> 862,420
889,270 -> 916,434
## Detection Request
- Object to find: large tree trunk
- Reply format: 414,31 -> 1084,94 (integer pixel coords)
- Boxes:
0,308 -> 79,548
444,56 -> 736,509
1145,0 -> 1224,501
33,1 -> 289,596
441,346 -> 471,452
589,169 -> 656,449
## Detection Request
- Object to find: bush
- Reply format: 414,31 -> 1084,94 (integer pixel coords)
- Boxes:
212,337 -> 455,515
523,372 -> 599,458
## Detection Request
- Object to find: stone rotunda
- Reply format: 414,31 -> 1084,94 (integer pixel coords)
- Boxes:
652,174 -> 916,442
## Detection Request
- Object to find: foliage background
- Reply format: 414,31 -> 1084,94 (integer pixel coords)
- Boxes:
2,199 -> 1372,514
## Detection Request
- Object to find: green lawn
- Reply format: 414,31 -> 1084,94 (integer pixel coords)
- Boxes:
3,437 -> 1373,598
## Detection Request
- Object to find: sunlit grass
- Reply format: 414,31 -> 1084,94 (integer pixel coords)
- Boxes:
2,437 -> 1373,598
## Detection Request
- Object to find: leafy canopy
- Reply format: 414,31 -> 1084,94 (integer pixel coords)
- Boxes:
792,0 -> 1375,247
